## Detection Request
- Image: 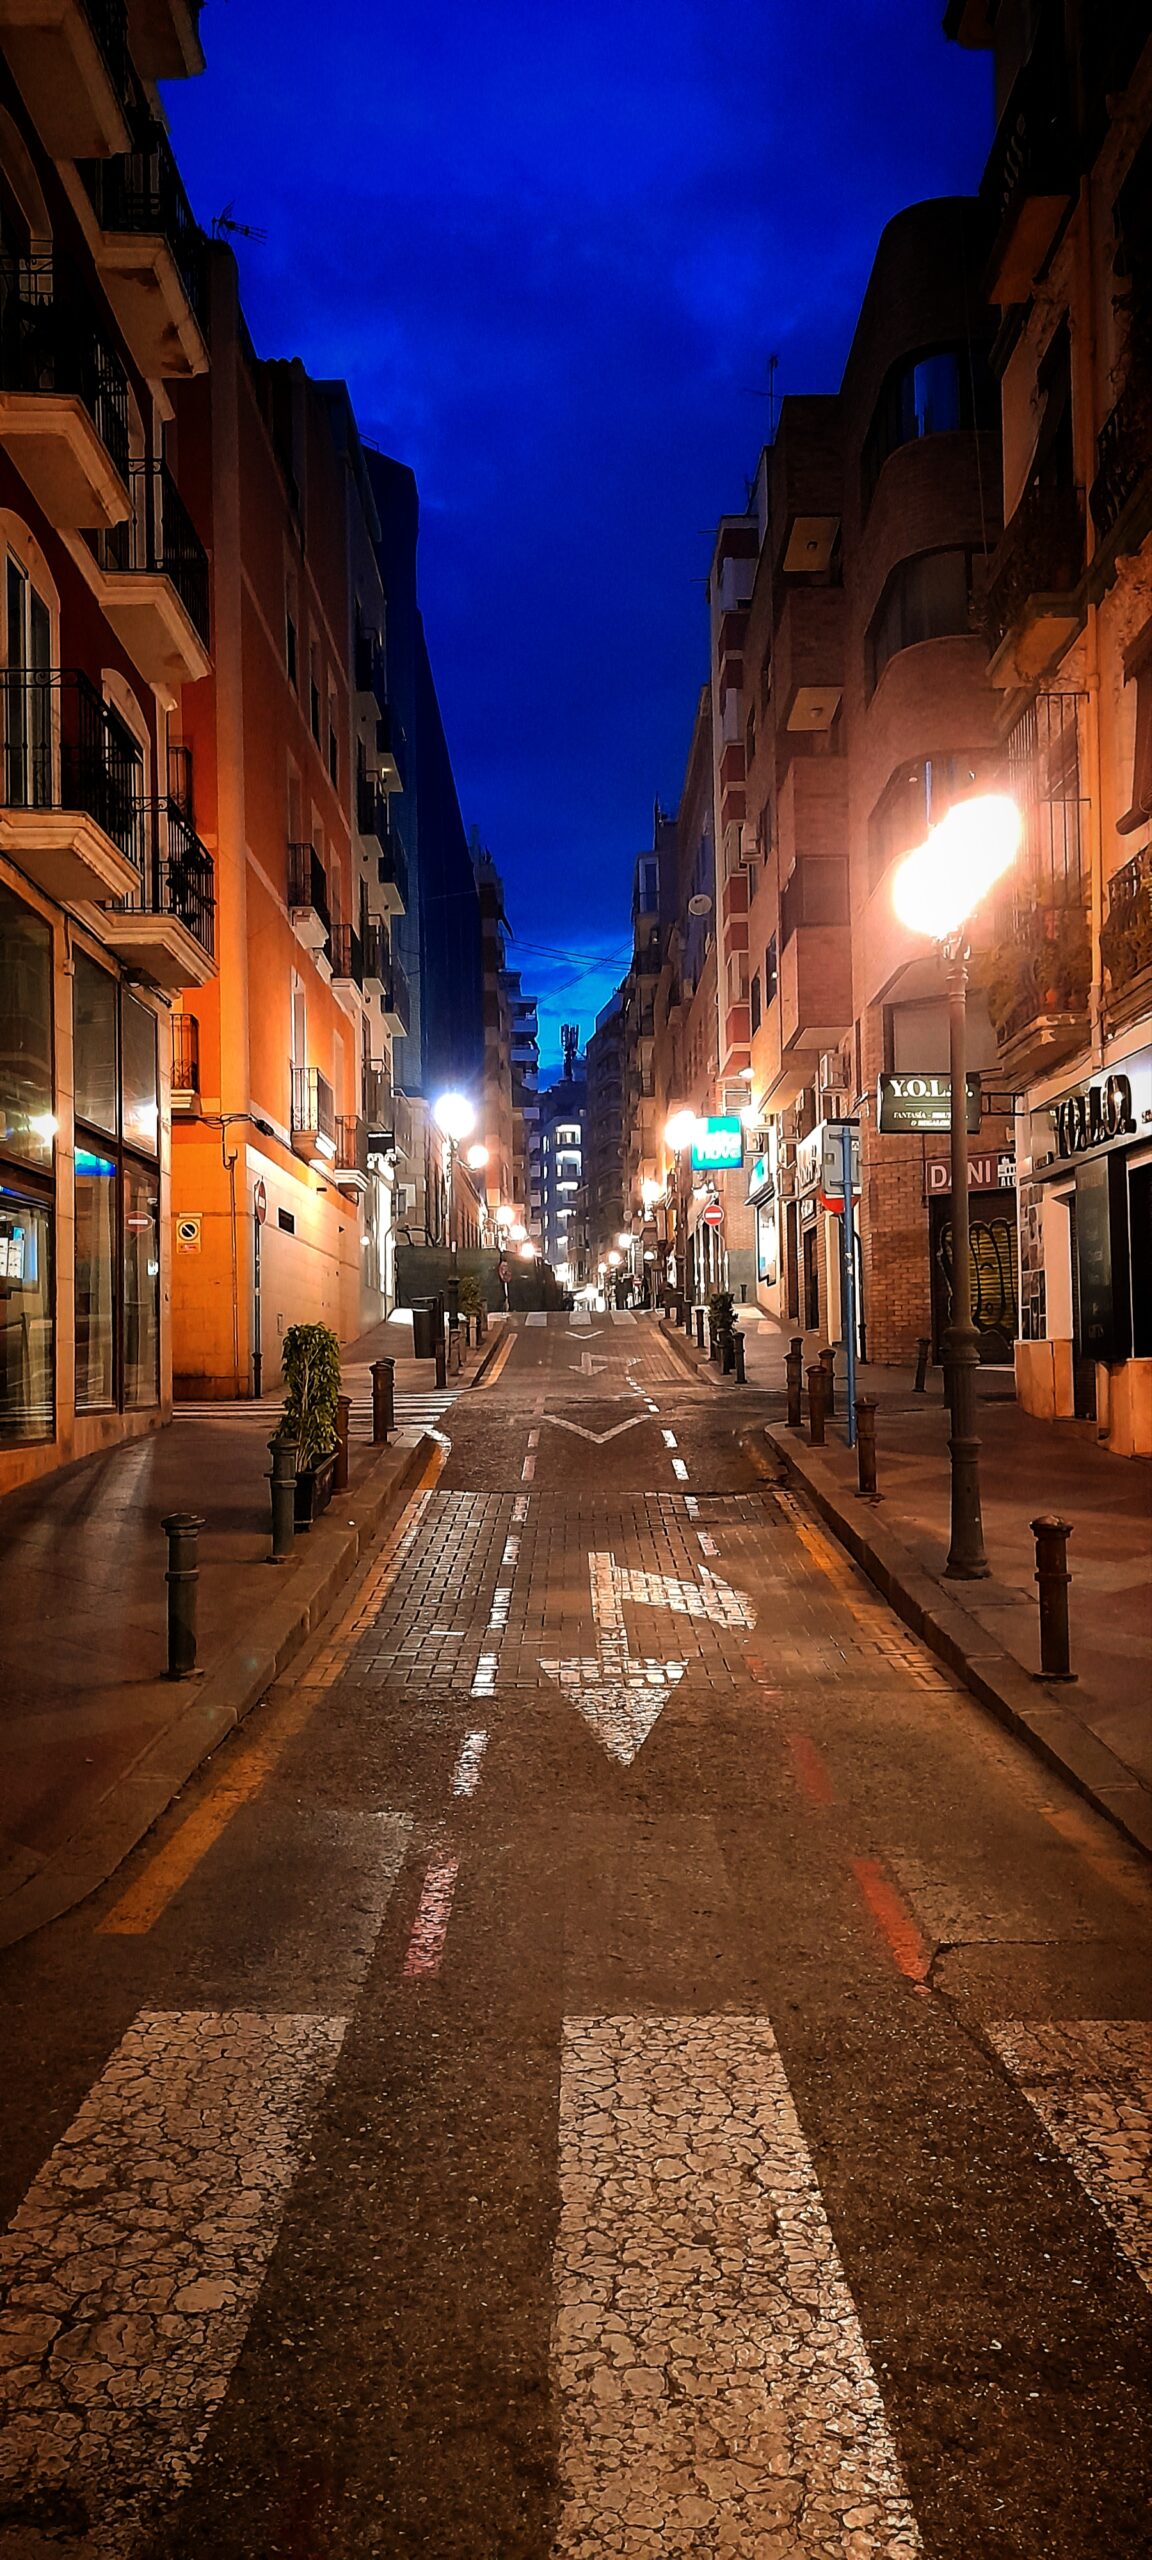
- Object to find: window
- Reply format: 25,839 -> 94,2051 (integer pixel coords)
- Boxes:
866,550 -> 974,696
636,857 -> 658,914
72,955 -> 160,1414
780,861 -> 847,945
328,694 -> 339,789
750,972 -> 762,1035
309,646 -> 321,744
285,576 -> 298,689
862,342 -> 996,511
867,753 -> 979,889
0,882 -> 54,1442
4,555 -> 52,809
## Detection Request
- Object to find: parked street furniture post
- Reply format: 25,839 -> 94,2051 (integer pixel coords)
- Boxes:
267,1438 -> 298,1564
733,1329 -> 746,1384
695,1307 -> 705,1350
913,1337 -> 931,1394
161,1512 -> 203,1679
855,1398 -> 878,1495
371,1356 -> 395,1443
1031,1516 -> 1076,1681
334,1393 -> 352,1491
434,1327 -> 447,1391
785,1339 -> 803,1430
819,1343 -> 836,1417
807,1364 -> 827,1446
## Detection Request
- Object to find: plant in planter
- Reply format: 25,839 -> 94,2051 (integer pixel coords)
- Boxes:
1101,887 -> 1152,994
457,1270 -> 486,1340
276,1322 -> 342,1529
709,1288 -> 735,1360
977,900 -> 1090,1042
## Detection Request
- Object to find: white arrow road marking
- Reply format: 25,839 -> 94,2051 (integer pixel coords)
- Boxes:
540,1551 -> 688,1765
573,1352 -> 613,1375
544,1414 -> 647,1445
612,1561 -> 756,1630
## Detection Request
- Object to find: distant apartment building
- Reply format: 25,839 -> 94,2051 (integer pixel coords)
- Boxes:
583,990 -> 627,1272
947,0 -> 1152,1455
0,0 -> 214,1485
507,972 -> 541,1237
475,849 -> 513,1220
646,688 -> 724,1307
538,1066 -> 586,1282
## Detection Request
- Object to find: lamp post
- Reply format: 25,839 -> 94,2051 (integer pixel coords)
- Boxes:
892,793 -> 1021,1580
664,1110 -> 699,1322
433,1089 -> 477,1346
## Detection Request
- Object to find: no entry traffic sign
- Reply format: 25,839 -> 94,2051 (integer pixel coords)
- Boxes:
702,1201 -> 725,1229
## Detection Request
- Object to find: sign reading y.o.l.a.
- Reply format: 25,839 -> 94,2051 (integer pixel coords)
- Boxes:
878,1072 -> 980,1135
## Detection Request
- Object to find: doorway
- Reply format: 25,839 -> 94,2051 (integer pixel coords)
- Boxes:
1066,1194 -> 1098,1419
802,1221 -> 819,1331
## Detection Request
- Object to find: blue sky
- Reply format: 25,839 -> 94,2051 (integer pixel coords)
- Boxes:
167,2 -> 992,1067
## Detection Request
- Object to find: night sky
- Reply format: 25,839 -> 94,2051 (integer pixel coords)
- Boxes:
166,2 -> 992,1067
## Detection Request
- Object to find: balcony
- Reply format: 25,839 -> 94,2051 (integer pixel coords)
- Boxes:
125,0 -> 204,79
1102,846 -> 1152,1032
381,951 -> 410,1037
375,706 -> 404,791
778,860 -> 852,1054
0,666 -> 143,904
89,458 -> 210,688
980,481 -> 1085,685
171,1009 -> 200,1111
981,892 -> 1091,1081
374,821 -> 408,917
0,257 -> 131,529
329,923 -> 364,1018
286,842 -> 329,953
362,915 -> 388,994
0,0 -> 132,158
290,1063 -> 336,1167
981,37 -> 1077,304
79,121 -> 207,379
99,797 -> 215,990
333,1114 -> 369,1193
1091,360 -> 1152,560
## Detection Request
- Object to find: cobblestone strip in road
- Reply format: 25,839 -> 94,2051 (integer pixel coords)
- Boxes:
0,2012 -> 346,2556
551,2015 -> 921,2560
987,2021 -> 1152,2294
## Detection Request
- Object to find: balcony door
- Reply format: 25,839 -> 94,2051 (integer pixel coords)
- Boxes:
4,556 -> 52,809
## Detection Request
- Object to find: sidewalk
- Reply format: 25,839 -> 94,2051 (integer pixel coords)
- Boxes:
661,1309 -> 1152,1853
0,1316 -> 498,1947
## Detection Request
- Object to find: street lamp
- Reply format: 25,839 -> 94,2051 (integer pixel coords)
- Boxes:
891,792 -> 1020,1579
664,1110 -> 700,1323
434,1090 -> 477,1352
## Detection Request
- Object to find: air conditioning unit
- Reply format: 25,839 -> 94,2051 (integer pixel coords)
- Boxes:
821,1092 -> 850,1123
819,1047 -> 850,1093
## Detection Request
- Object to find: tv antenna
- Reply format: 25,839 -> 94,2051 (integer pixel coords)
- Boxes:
212,202 -> 268,244
743,351 -> 780,438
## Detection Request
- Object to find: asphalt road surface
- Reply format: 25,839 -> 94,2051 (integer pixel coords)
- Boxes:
0,1312 -> 1149,2560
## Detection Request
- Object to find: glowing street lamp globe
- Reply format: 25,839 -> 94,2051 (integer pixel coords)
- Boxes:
892,794 -> 1021,943
518,1240 -> 536,1261
465,1142 -> 489,1170
509,1221 -> 527,1243
640,1177 -> 661,1210
433,1090 -> 476,1144
607,1250 -> 622,1268
664,1108 -> 698,1152
616,1232 -> 632,1251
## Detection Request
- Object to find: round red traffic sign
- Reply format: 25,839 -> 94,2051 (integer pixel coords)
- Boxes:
253,1178 -> 267,1225
702,1201 -> 725,1229
497,1257 -> 510,1280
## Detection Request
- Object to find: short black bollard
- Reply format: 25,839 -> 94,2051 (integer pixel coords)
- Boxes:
709,1320 -> 722,1366
819,1343 -> 836,1417
695,1307 -> 705,1350
334,1392 -> 352,1491
733,1329 -> 746,1384
371,1356 -> 395,1444
913,1336 -> 931,1394
162,1511 -> 203,1678
267,1438 -> 298,1563
855,1397 -> 878,1495
722,1327 -> 735,1374
785,1340 -> 803,1430
806,1364 -> 827,1446
1031,1515 -> 1076,1681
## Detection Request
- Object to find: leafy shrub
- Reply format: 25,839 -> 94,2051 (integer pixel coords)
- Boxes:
277,1322 -> 341,1470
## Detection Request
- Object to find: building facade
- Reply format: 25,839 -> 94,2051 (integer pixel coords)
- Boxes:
538,1066 -> 586,1283
0,0 -> 215,1487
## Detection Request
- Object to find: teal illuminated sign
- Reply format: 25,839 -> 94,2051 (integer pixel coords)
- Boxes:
691,1116 -> 743,1173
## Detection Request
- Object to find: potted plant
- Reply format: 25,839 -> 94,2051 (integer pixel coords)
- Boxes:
457,1269 -> 487,1343
709,1287 -> 735,1363
275,1322 -> 342,1529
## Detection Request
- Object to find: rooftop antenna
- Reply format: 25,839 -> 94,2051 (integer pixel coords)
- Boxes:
561,1022 -> 579,1080
211,201 -> 268,244
742,351 -> 780,439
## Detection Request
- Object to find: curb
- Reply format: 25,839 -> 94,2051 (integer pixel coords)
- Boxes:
471,1320 -> 515,1388
0,1433 -> 439,1952
660,1321 -> 720,1384
760,1423 -> 1152,1861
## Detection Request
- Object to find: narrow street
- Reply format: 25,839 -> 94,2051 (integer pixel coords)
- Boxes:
0,1314 -> 1148,2560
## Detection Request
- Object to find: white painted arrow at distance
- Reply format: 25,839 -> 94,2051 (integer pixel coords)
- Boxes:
540,1551 -> 688,1765
544,1413 -> 647,1445
573,1352 -> 613,1376
613,1563 -> 756,1631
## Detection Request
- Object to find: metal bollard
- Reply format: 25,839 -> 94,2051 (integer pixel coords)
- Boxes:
334,1393 -> 352,1491
267,1438 -> 298,1564
855,1397 -> 878,1495
709,1320 -> 722,1365
913,1336 -> 931,1394
819,1343 -> 836,1417
806,1364 -> 827,1446
1031,1515 -> 1076,1681
435,1333 -> 448,1388
722,1328 -> 735,1374
371,1356 -> 395,1444
785,1340 -> 803,1430
733,1330 -> 746,1384
162,1511 -> 204,1678
695,1307 -> 705,1350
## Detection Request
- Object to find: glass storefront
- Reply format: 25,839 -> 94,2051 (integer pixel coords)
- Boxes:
0,882 -> 54,1440
73,955 -> 160,1415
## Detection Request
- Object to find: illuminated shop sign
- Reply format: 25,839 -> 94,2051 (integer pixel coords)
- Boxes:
878,1072 -> 981,1135
691,1116 -> 743,1173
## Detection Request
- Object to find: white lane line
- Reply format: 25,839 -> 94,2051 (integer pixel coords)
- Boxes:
0,2011 -> 345,2547
988,2021 -> 1152,2294
684,1493 -> 699,1516
451,1730 -> 489,1798
402,1857 -> 460,1977
526,1310 -> 547,1327
570,1310 -> 591,1328
661,1428 -> 678,1448
488,1586 -> 511,1630
512,1494 -> 530,1525
527,1428 -> 540,1448
609,1310 -> 637,1326
501,1535 -> 520,1571
697,1531 -> 719,1556
471,1650 -> 499,1696
671,1456 -> 689,1481
645,1400 -> 660,1413
521,1452 -> 537,1483
552,2015 -> 922,2556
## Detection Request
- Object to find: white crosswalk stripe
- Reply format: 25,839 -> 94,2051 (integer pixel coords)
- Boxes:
526,1310 -> 548,1326
174,1394 -> 460,1437
609,1309 -> 637,1325
552,2014 -> 922,2557
988,2021 -> 1152,2294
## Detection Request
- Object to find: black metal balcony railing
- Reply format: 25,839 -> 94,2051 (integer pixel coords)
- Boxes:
335,1114 -> 369,1179
376,822 -> 409,909
1090,358 -> 1152,547
979,481 -> 1085,655
0,256 -> 131,486
354,622 -> 383,693
81,0 -> 131,100
92,458 -> 210,643
79,121 -> 205,322
980,35 -> 1076,264
380,951 -> 411,1034
143,798 -> 214,957
1101,845 -> 1152,996
362,916 -> 389,985
375,704 -> 405,785
329,923 -> 364,987
0,666 -> 144,866
171,1011 -> 200,1095
356,771 -> 386,840
286,841 -> 329,930
290,1063 -> 335,1150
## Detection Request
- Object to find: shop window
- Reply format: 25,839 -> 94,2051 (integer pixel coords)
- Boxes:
0,880 -> 54,1443
866,550 -> 974,696
74,953 -> 118,1134
75,1143 -> 116,1411
72,955 -> 160,1415
0,1186 -> 52,1441
0,879 -> 53,1169
123,1161 -> 160,1407
122,996 -> 158,1153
